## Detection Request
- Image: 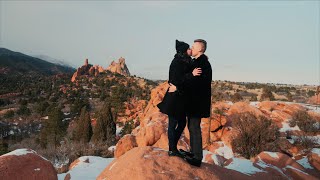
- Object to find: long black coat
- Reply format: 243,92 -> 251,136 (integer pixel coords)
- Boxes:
157,54 -> 192,118
184,54 -> 212,118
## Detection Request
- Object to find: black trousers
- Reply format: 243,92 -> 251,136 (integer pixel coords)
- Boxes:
187,116 -> 203,161
168,116 -> 187,152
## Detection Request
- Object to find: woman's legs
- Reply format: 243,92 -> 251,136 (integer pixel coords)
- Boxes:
174,116 -> 186,147
168,115 -> 186,152
168,116 -> 178,151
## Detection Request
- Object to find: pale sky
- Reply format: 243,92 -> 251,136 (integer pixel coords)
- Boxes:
1,1 -> 319,85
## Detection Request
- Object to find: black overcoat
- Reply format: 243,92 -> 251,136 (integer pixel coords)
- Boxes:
157,54 -> 191,118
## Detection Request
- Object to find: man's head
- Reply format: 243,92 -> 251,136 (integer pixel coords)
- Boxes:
191,39 -> 207,58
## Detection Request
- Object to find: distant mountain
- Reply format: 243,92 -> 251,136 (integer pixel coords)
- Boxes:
34,54 -> 76,69
0,48 -> 75,76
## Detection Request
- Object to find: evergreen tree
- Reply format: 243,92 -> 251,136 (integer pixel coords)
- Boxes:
75,107 -> 93,143
91,103 -> 116,146
0,139 -> 8,155
40,106 -> 65,148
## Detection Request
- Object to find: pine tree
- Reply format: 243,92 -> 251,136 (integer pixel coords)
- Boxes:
0,139 -> 8,155
40,106 -> 64,148
91,103 -> 116,146
75,107 -> 93,143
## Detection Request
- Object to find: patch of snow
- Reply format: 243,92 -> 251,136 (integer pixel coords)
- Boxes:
3,149 -> 36,157
288,139 -> 295,144
64,112 -> 70,116
2,149 -> 49,161
225,158 -> 265,175
108,146 -> 116,152
34,168 -> 40,171
250,101 -> 260,108
296,157 -> 313,169
202,150 -> 211,162
9,130 -> 14,135
284,165 -> 309,175
300,104 -> 320,114
264,152 -> 279,159
291,135 -> 320,145
58,156 -> 115,180
226,101 -> 234,105
116,125 -> 123,136
153,147 -> 164,151
311,148 -> 320,156
214,141 -> 234,159
62,118 -> 71,122
279,121 -> 301,132
256,159 -> 288,178
202,151 -> 224,166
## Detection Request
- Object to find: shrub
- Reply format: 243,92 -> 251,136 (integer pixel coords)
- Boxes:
261,87 -> 275,101
3,110 -> 14,118
231,93 -> 243,103
120,119 -> 135,136
230,112 -> 279,159
293,135 -> 317,151
17,105 -> 31,116
289,110 -> 319,133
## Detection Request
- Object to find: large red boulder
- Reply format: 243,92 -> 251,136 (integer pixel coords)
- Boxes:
0,149 -> 57,180
97,146 -> 252,180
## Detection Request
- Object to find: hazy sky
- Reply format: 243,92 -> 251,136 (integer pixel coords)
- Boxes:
1,1 -> 319,85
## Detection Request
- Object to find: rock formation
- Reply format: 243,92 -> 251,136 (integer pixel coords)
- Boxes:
0,149 -> 57,180
106,57 -> 130,76
71,59 -> 93,82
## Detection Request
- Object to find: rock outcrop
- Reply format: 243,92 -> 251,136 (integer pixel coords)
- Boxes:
71,59 -> 93,82
71,59 -> 106,82
0,149 -> 57,180
106,57 -> 130,76
114,82 -> 320,159
98,146 -> 252,180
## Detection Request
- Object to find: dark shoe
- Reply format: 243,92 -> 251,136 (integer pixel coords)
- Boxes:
185,156 -> 202,167
168,150 -> 185,158
179,149 -> 194,158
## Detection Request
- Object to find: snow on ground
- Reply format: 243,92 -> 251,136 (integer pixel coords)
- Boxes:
264,152 -> 279,159
2,148 -> 49,161
108,146 -> 116,152
299,103 -> 320,114
281,101 -> 320,114
249,101 -> 260,108
290,135 -> 320,145
116,125 -> 123,136
214,141 -> 234,159
311,148 -> 320,156
2,149 -> 36,157
225,158 -> 265,175
58,156 -> 115,180
296,157 -> 314,169
284,165 -> 309,175
279,120 -> 301,132
202,150 -> 224,166
225,101 -> 234,105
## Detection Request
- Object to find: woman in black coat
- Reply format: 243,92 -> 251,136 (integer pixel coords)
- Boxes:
157,40 -> 192,157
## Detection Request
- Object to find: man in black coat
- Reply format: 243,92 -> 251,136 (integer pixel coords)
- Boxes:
169,39 -> 212,167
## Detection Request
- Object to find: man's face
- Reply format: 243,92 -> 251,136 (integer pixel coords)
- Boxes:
191,42 -> 202,57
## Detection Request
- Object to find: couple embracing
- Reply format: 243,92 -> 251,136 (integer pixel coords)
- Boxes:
157,39 -> 212,167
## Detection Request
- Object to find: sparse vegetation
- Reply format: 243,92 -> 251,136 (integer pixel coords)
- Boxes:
289,110 -> 319,134
230,112 -> 280,159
